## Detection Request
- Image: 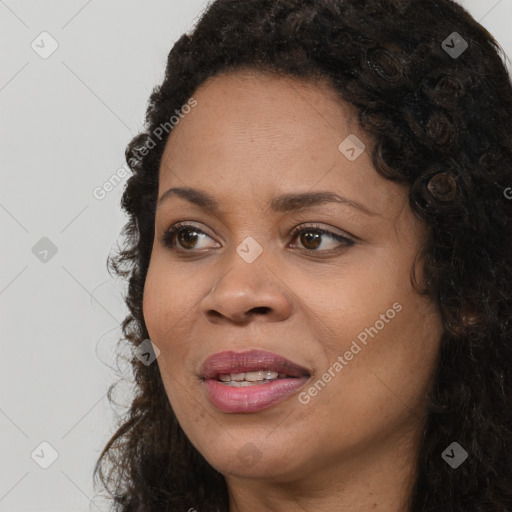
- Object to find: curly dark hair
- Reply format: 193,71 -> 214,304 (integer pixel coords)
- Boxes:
93,0 -> 512,510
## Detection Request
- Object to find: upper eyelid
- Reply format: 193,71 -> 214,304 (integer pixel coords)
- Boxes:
163,221 -> 355,245
165,220 -> 350,235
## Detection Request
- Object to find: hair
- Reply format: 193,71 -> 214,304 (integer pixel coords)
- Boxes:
93,1 -> 512,510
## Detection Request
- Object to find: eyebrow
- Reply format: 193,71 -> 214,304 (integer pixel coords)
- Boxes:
157,187 -> 378,216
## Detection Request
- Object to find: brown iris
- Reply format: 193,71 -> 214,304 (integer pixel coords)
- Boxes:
300,230 -> 322,250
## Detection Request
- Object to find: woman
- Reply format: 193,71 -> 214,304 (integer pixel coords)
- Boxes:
94,0 -> 512,510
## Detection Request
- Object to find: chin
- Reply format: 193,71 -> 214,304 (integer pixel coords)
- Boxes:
193,427 -> 313,481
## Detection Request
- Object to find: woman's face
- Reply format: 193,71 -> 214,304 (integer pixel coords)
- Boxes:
143,70 -> 444,482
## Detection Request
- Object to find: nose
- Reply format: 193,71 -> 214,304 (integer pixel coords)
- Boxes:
200,250 -> 294,325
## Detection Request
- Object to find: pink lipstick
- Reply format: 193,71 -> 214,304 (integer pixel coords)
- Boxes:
200,349 -> 310,413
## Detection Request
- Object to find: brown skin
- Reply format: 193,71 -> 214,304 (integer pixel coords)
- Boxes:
143,70 -> 444,512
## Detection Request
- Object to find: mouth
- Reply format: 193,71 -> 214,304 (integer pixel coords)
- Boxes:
200,349 -> 310,381
200,349 -> 311,413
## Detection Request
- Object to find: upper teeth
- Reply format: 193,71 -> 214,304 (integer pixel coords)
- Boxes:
218,370 -> 284,382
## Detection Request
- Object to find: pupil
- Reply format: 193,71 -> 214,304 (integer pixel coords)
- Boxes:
180,230 -> 198,249
302,231 -> 320,249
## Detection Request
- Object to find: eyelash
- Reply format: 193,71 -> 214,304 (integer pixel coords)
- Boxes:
161,222 -> 355,255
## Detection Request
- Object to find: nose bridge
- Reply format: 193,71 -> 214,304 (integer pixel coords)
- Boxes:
203,236 -> 293,322
211,236 -> 271,298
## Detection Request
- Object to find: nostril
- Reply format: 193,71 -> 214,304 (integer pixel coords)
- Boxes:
250,306 -> 271,315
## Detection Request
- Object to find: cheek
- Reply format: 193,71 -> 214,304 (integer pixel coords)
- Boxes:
302,250 -> 442,405
142,266 -> 196,413
143,256 -> 197,338
294,254 -> 404,341
142,259 -> 209,387
142,266 -> 167,339
142,264 -> 191,380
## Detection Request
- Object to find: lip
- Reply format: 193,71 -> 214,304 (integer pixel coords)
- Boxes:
200,349 -> 311,413
200,349 -> 310,379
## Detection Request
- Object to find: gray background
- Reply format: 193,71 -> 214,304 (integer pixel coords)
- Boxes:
0,1 -> 510,510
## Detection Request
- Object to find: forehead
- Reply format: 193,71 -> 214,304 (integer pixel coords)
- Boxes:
172,69 -> 359,136
157,69 -> 407,222
160,70 -> 360,177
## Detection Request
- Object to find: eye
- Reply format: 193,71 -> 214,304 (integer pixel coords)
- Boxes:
160,222 -> 355,254
161,222 -> 219,251
289,224 -> 355,252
